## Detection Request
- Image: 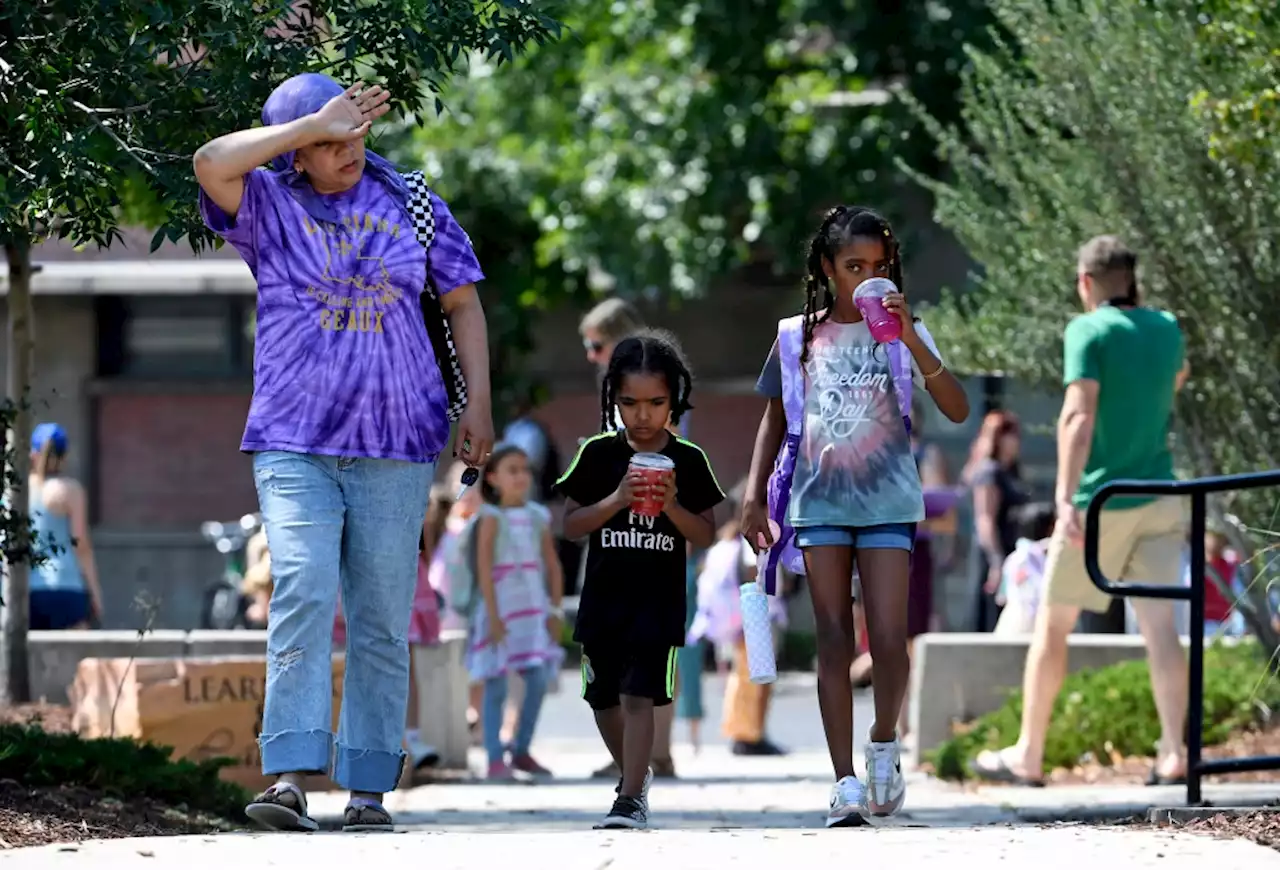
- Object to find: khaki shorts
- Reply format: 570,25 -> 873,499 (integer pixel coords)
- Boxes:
1042,496 -> 1187,614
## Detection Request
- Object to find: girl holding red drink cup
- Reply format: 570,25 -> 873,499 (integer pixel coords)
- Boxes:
556,329 -> 725,830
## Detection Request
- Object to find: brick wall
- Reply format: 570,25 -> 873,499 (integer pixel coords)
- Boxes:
95,390 -> 256,527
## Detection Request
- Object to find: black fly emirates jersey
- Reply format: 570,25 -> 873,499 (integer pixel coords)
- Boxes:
555,431 -> 725,649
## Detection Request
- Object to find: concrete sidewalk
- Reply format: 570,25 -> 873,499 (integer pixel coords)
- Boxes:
4,827 -> 1277,869
300,748 -> 1280,830
3,673 -> 1276,866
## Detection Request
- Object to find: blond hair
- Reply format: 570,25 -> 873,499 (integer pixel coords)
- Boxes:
579,298 -> 644,344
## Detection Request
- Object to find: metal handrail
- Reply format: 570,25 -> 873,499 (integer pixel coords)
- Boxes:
1084,469 -> 1280,805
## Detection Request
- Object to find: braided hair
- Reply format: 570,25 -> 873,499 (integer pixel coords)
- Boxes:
800,205 -> 905,365
599,328 -> 694,433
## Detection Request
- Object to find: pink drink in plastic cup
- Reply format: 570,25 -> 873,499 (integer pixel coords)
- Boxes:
629,453 -> 674,517
853,278 -> 902,343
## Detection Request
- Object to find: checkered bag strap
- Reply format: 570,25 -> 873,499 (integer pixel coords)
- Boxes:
403,170 -> 468,422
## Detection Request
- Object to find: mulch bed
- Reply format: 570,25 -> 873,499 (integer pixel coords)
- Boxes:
1047,723 -> 1280,786
1167,811 -> 1280,851
0,703 -> 237,850
927,717 -> 1280,788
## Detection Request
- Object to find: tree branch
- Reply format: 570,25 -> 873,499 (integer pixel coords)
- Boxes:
69,99 -> 157,176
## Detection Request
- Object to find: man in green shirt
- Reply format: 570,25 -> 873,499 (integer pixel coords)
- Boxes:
973,235 -> 1191,786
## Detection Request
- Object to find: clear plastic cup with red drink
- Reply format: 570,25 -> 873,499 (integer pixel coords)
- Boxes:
629,453 -> 674,517
853,277 -> 902,343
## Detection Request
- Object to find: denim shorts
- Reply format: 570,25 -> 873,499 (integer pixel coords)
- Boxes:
794,522 -> 917,552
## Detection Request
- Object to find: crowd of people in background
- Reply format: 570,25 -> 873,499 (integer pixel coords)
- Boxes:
23,75 -> 1275,834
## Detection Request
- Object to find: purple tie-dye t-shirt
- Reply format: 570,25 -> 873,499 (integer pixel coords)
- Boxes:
200,170 -> 483,462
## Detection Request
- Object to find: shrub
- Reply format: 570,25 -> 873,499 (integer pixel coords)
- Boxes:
778,630 -> 817,672
0,724 -> 249,820
929,640 -> 1280,780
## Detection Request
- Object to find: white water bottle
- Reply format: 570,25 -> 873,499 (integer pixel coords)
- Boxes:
739,582 -> 777,685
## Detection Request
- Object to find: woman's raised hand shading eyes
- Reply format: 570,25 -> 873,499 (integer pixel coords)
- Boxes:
310,82 -> 392,142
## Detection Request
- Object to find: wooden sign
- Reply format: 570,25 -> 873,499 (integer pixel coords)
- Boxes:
70,655 -> 344,792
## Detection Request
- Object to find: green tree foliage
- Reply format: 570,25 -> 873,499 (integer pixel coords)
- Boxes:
1190,2 -> 1279,174
399,0 -> 996,304
0,0 -> 560,701
2,1 -> 559,251
904,0 -> 1280,641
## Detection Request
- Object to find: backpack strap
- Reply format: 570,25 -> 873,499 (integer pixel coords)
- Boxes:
886,340 -> 913,437
776,316 -> 806,436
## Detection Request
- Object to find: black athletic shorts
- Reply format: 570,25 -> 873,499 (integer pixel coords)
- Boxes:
579,644 -> 678,711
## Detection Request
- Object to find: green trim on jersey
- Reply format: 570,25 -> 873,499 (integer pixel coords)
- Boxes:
555,432 -> 615,488
674,436 -> 726,500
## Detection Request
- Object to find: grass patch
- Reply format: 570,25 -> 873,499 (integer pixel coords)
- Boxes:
929,639 -> 1280,780
0,723 -> 250,821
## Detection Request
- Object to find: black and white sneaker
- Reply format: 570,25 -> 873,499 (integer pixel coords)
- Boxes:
595,795 -> 648,830
614,766 -> 654,813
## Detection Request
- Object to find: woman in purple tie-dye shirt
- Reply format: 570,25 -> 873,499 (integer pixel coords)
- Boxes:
194,73 -> 494,833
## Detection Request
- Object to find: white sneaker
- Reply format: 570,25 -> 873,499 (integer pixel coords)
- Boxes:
825,775 -> 868,828
863,731 -> 906,818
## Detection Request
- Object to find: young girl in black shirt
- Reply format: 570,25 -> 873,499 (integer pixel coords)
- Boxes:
556,329 -> 724,829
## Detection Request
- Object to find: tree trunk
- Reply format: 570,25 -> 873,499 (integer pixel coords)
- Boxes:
2,239 -> 35,705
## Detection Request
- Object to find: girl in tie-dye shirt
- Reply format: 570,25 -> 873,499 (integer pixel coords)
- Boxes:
741,206 -> 969,827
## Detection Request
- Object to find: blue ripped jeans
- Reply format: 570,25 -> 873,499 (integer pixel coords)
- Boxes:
254,451 -> 433,793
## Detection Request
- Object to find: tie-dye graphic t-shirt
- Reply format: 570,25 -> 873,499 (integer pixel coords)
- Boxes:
200,170 -> 483,462
756,320 -> 942,528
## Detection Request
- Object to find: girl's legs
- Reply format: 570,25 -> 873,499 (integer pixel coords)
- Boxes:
247,452 -> 345,831
857,541 -> 913,817
510,665 -> 551,774
468,682 -> 483,738
898,637 -> 917,738
335,458 -> 432,823
803,544 -> 858,780
501,671 -> 524,747
857,546 -> 912,740
482,673 -> 512,775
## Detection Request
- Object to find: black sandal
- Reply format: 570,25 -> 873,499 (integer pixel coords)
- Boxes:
344,797 -> 395,832
1145,765 -> 1187,786
969,752 -> 1046,788
245,782 -> 320,832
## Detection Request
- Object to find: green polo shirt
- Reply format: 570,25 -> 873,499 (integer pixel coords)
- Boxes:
1063,305 -> 1184,511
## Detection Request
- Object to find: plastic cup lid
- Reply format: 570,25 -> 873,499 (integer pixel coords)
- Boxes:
853,277 -> 897,299
630,452 -> 675,470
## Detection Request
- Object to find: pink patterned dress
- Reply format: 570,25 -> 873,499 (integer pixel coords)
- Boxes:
464,503 -> 558,681
333,550 -> 441,648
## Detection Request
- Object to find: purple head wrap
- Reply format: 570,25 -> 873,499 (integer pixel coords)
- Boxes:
262,73 -> 410,225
